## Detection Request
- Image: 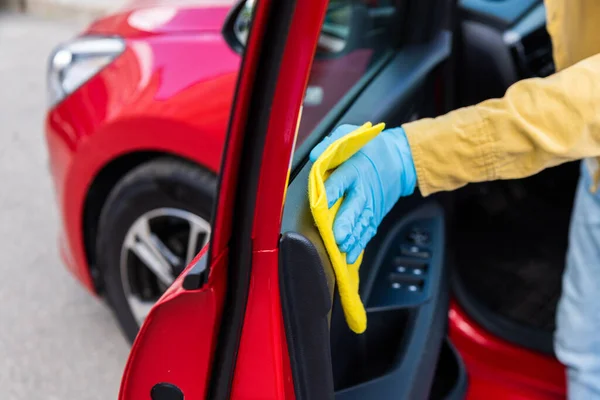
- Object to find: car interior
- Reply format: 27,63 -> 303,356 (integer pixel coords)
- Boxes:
451,0 -> 570,356
276,0 -> 569,398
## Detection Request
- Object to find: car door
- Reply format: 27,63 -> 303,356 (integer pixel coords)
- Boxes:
119,0 -> 458,398
116,0 -> 290,397
218,0 -> 458,398
278,1 -> 459,399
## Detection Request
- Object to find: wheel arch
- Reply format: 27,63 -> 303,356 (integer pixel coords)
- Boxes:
82,151 -> 216,293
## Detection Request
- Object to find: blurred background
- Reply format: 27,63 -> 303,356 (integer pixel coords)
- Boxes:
0,1 -> 129,399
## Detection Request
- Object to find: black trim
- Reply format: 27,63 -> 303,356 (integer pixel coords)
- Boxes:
151,383 -> 184,400
442,342 -> 468,400
182,255 -> 207,290
429,340 -> 468,400
332,203 -> 449,399
451,265 -> 554,355
279,233 -> 335,400
206,0 -> 300,397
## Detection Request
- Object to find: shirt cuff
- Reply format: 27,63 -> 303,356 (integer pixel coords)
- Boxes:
402,106 -> 493,197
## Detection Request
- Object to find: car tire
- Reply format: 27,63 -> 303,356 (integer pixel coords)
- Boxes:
96,157 -> 216,343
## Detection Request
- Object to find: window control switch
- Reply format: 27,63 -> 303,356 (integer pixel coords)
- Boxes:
407,227 -> 430,246
400,244 -> 430,259
389,273 -> 424,292
393,259 -> 427,275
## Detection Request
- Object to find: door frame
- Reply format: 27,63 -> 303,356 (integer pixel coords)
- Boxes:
205,0 -> 331,398
118,0 -> 328,397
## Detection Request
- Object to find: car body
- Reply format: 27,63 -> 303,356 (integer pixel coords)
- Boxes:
46,0 -> 371,300
46,0 -> 239,291
46,0 -> 569,398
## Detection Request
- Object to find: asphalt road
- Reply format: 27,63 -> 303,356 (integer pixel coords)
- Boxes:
0,12 -> 129,399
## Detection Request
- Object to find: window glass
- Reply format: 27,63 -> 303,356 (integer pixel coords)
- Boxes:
233,0 -> 405,160
293,0 -> 405,161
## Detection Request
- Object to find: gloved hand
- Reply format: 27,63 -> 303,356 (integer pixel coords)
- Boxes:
309,124 -> 417,263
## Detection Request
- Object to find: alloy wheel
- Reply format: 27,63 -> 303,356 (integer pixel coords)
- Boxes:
119,208 -> 211,325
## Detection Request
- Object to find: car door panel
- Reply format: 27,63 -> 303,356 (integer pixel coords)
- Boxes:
280,28 -> 452,399
282,173 -> 449,399
332,202 -> 448,399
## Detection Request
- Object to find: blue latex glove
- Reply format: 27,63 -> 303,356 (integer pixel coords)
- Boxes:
309,124 -> 417,263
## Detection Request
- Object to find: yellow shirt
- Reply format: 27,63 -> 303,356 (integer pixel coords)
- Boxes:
403,0 -> 600,195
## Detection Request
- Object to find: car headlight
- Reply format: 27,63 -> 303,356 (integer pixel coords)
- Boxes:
47,36 -> 126,107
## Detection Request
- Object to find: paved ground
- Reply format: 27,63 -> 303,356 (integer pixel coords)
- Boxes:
25,0 -> 123,23
0,12 -> 129,399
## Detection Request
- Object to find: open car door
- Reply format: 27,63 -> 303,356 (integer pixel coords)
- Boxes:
119,0 -> 462,398
277,0 -> 465,398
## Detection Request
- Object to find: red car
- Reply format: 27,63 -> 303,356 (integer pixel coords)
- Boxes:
46,0 -> 571,398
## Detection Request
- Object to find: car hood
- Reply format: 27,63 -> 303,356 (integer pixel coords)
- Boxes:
87,0 -> 237,37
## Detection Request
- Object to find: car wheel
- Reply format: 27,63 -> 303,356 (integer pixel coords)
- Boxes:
96,157 -> 216,342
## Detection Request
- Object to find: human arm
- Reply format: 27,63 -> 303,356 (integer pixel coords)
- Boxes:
312,52 -> 600,263
405,52 -> 600,195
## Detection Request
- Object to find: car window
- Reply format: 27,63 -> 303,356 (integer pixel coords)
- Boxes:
292,0 -> 406,164
233,0 -> 405,164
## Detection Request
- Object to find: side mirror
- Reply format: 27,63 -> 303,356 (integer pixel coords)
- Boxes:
231,0 -> 254,49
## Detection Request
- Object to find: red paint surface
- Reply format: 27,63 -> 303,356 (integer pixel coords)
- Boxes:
46,2 -> 370,290
45,23 -> 240,291
87,1 -> 236,38
119,247 -> 226,399
231,0 -> 328,397
117,1 -> 277,394
449,301 -> 566,399
230,250 -> 294,399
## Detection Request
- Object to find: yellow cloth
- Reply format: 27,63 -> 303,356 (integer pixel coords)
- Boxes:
403,0 -> 600,195
308,122 -> 385,334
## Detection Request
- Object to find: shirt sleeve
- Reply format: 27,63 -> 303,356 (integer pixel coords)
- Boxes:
403,52 -> 600,196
